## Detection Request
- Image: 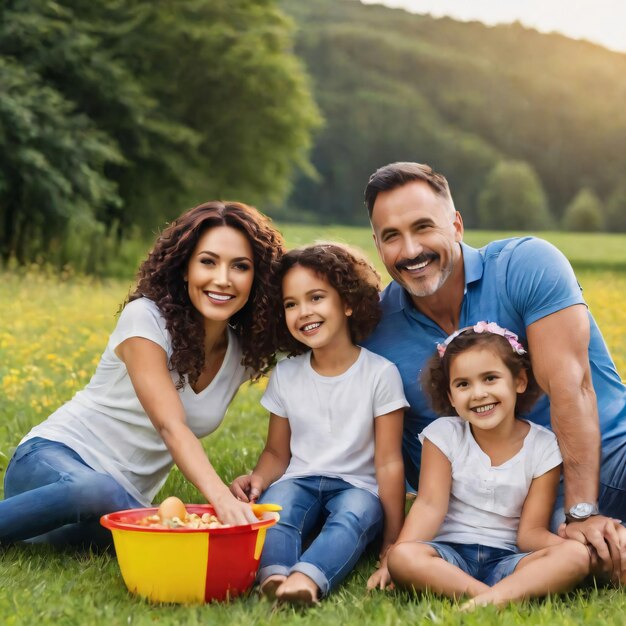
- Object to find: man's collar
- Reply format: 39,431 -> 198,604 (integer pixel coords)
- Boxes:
460,241 -> 484,290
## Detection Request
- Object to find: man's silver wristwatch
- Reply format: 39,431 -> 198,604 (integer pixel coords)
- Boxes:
565,502 -> 599,523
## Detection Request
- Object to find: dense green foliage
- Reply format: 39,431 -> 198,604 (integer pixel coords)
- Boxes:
563,188 -> 605,232
0,0 -> 320,266
477,161 -> 552,230
281,0 -> 626,229
4,0 -> 626,275
605,182 -> 626,233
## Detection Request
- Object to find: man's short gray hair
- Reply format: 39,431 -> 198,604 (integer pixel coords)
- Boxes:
364,162 -> 455,218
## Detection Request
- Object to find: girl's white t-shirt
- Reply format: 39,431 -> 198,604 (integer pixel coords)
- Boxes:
22,298 -> 248,505
261,348 -> 409,496
419,415 -> 562,551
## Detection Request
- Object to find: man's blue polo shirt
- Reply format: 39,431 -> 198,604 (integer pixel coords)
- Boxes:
362,237 -> 626,489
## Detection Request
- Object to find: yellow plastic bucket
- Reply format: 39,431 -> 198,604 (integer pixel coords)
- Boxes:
101,504 -> 278,603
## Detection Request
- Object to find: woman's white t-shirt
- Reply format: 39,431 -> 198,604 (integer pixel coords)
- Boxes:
22,298 -> 248,505
261,348 -> 409,496
419,416 -> 562,551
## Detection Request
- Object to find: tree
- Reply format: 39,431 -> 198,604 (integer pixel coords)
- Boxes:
0,0 -> 198,260
1,0 -> 320,268
605,182 -> 626,232
120,1 -> 321,215
0,56 -> 123,263
477,160 -> 552,230
562,188 -> 605,232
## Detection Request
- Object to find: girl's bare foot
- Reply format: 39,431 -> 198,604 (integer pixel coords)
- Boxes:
459,598 -> 477,612
276,572 -> 320,605
260,574 -> 287,600
461,595 -> 507,610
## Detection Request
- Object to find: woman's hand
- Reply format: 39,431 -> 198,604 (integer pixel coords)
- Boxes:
230,474 -> 264,503
211,489 -> 259,526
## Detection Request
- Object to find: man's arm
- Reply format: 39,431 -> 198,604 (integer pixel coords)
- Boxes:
527,304 -> 599,508
526,304 -> 626,579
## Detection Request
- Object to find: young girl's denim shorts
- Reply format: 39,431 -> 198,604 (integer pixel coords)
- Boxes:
422,540 -> 529,586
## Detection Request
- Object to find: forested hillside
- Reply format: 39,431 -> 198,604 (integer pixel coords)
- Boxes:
3,0 -> 626,274
282,0 -> 626,229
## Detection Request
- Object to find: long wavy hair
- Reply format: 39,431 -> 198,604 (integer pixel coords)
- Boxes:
274,243 -> 382,356
127,201 -> 284,386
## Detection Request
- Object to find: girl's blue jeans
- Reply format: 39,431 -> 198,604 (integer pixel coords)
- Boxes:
257,475 -> 383,596
1,437 -> 142,549
422,541 -> 529,586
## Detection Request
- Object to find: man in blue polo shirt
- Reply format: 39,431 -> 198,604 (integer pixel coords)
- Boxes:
362,161 -> 626,580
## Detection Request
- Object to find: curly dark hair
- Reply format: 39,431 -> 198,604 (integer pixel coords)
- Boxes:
127,201 -> 284,387
421,328 -> 543,417
273,243 -> 382,355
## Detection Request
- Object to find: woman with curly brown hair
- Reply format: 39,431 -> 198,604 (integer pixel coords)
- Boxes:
0,201 -> 283,548
230,243 -> 408,604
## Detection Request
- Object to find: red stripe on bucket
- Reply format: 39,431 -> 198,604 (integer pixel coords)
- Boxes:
204,529 -> 260,602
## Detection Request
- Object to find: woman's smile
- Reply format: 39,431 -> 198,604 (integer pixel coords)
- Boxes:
205,290 -> 236,304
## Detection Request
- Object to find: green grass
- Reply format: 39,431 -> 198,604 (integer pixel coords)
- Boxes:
1,384 -> 625,625
1,227 -> 625,624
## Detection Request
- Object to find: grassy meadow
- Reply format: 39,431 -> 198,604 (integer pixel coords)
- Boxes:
1,226 -> 625,625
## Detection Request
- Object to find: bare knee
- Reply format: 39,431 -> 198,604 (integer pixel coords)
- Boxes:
387,542 -> 435,583
562,540 -> 592,576
548,540 -> 591,577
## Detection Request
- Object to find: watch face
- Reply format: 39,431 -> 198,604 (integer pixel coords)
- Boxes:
570,503 -> 595,518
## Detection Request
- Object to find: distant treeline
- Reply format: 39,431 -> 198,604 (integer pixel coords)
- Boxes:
278,0 -> 626,232
3,0 -> 626,275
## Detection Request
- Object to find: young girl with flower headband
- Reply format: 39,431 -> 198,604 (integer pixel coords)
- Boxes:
231,243 -> 407,605
373,322 -> 590,608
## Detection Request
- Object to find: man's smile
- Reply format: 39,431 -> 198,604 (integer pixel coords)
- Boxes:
396,253 -> 438,272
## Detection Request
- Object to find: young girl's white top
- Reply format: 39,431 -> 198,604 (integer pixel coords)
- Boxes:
419,415 -> 562,551
22,297 -> 248,505
261,348 -> 408,496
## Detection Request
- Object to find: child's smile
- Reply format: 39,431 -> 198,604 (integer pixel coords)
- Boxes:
300,321 -> 322,335
471,402 -> 498,415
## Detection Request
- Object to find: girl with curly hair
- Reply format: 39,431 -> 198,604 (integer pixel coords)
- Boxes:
0,201 -> 283,548
381,323 -> 590,608
231,243 -> 408,604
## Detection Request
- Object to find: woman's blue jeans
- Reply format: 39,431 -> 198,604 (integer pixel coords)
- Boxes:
1,437 -> 142,549
257,476 -> 383,596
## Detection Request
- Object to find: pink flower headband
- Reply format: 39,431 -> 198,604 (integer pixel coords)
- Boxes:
436,321 -> 527,358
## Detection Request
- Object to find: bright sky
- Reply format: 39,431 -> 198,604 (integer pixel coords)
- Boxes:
361,0 -> 626,53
